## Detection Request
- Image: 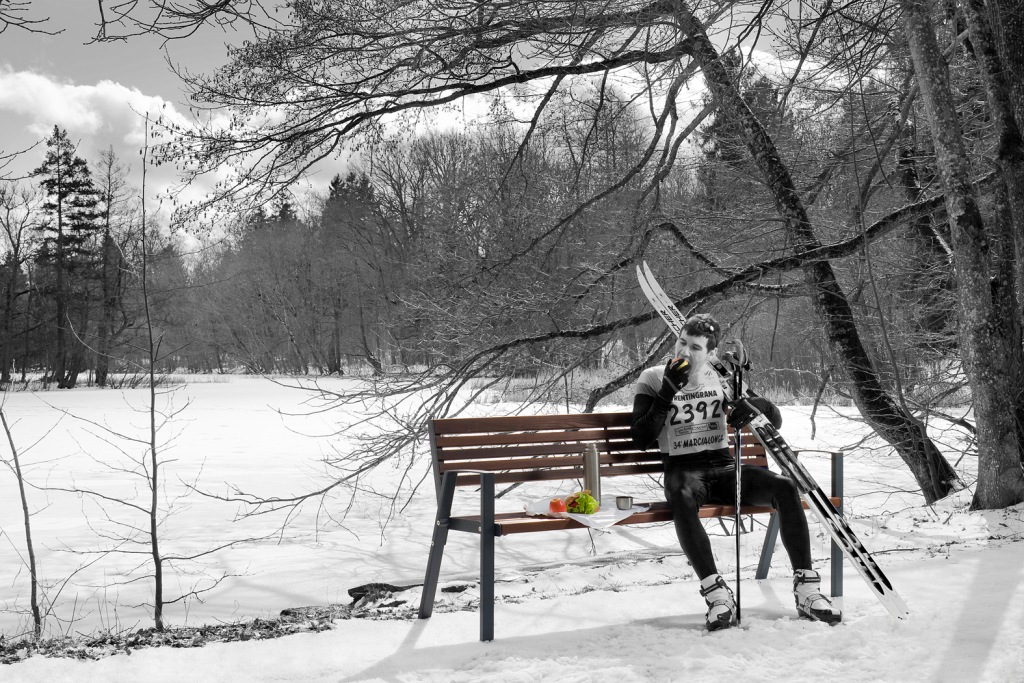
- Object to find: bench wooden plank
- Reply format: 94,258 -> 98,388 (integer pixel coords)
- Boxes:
448,498 -> 842,535
439,457 -> 770,481
436,440 -> 767,461
442,463 -> 664,486
431,412 -> 634,434
435,426 -> 633,448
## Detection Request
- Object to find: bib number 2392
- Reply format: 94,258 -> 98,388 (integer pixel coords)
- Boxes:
668,399 -> 722,425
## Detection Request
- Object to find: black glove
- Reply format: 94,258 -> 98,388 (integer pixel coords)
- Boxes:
660,357 -> 691,397
718,338 -> 750,373
726,397 -> 762,429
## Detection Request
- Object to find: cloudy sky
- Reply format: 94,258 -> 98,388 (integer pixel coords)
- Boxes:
1,2 -> 745,224
0,1 -> 256,217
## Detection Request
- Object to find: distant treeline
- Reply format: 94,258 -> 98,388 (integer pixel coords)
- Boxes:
3,82 -> 956,406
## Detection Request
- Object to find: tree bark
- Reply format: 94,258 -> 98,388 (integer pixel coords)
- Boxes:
1,263 -> 15,385
675,1 -> 961,502
987,0 -> 1024,127
986,0 -> 1024,326
962,0 -> 1024,470
966,0 -> 1024,305
95,232 -> 114,387
900,0 -> 1024,508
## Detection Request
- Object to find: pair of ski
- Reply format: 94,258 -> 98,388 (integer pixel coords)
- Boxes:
636,261 -> 910,621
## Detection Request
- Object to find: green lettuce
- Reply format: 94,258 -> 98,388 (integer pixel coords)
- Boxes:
567,491 -> 599,514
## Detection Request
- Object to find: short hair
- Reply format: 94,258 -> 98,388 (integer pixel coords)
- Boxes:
682,313 -> 720,351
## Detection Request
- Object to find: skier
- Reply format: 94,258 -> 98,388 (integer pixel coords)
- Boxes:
631,313 -> 841,630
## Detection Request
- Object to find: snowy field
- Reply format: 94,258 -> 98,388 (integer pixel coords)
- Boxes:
1,376 -> 1022,682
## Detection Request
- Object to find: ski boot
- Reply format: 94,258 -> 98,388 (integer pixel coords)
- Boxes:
700,574 -> 735,631
794,569 -> 842,625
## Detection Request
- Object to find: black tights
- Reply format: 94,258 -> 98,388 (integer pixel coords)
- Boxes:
663,459 -> 811,579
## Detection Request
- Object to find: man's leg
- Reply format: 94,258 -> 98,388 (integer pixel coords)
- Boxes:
738,468 -> 840,624
664,464 -> 718,578
664,462 -> 734,630
739,467 -> 811,569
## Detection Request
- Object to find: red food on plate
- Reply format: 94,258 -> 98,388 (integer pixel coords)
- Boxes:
549,497 -> 567,514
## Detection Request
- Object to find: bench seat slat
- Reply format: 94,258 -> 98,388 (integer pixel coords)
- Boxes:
447,464 -> 666,485
447,498 -> 842,535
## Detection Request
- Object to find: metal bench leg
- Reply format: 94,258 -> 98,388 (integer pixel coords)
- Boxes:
831,452 -> 844,598
419,471 -> 457,619
480,473 -> 495,642
755,512 -> 780,580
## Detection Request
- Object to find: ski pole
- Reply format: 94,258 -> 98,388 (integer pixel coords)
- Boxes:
733,360 -> 742,625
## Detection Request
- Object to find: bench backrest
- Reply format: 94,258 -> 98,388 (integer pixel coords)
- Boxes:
428,412 -> 767,492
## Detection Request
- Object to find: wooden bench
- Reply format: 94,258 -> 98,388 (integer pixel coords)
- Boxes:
417,411 -> 844,641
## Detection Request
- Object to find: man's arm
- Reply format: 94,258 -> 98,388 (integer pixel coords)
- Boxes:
747,395 -> 782,429
631,362 -> 688,450
631,391 -> 671,450
727,395 -> 783,430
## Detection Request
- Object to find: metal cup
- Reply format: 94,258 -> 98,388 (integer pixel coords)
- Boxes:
615,495 -> 633,510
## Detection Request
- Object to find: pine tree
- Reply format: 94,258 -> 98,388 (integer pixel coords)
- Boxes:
33,126 -> 100,388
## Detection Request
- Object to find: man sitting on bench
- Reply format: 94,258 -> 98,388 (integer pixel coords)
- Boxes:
631,313 -> 841,630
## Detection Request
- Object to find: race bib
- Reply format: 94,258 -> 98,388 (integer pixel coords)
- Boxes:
664,371 -> 728,455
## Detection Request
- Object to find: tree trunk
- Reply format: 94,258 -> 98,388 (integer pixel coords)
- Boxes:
1,268 -> 14,385
54,200 -> 68,388
963,0 -> 1024,470
966,0 -> 1024,295
358,303 -> 384,375
987,0 -> 1024,126
986,0 -> 1024,323
676,1 -> 961,502
900,0 -> 1024,508
20,269 -> 33,383
990,182 -> 1024,470
896,142 -> 955,341
95,232 -> 114,387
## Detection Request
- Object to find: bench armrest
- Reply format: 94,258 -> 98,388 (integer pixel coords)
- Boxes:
790,447 -> 844,456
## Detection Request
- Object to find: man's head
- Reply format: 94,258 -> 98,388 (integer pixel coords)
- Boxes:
680,313 -> 720,351
673,313 -> 721,374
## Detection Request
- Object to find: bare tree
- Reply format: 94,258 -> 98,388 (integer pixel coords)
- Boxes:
0,182 -> 40,386
91,0 -> 273,41
0,0 -> 56,35
0,404 -> 41,639
38,117 -> 260,631
92,147 -> 139,387
898,0 -> 1024,508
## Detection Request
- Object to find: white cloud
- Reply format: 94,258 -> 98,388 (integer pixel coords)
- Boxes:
0,66 -> 185,142
0,66 -> 206,219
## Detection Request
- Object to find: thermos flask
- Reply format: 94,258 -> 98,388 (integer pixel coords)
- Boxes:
583,443 -> 601,501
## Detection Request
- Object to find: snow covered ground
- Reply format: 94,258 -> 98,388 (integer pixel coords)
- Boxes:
1,377 -> 1022,682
